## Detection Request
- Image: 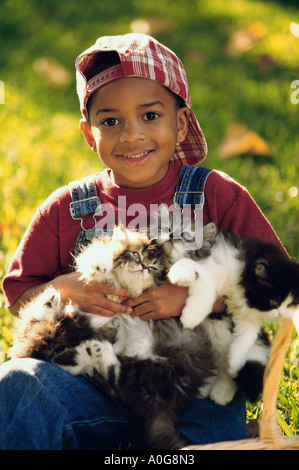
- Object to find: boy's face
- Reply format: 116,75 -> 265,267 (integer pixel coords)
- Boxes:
80,77 -> 190,188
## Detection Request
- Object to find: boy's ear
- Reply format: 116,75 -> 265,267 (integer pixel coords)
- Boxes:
176,107 -> 191,144
80,119 -> 96,151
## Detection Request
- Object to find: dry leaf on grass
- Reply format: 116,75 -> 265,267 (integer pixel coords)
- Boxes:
130,18 -> 174,35
219,123 -> 271,158
226,22 -> 267,57
257,54 -> 278,72
33,57 -> 72,86
290,22 -> 299,39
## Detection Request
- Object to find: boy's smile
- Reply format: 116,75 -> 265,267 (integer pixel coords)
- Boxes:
80,77 -> 190,188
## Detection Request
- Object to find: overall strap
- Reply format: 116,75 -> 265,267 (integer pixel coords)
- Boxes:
173,166 -> 214,209
69,174 -> 101,219
69,174 -> 102,251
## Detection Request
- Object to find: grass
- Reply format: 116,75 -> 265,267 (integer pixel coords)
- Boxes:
0,0 -> 298,437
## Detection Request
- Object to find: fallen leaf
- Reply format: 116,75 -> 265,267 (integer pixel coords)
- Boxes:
226,22 -> 267,57
257,54 -> 277,72
226,30 -> 255,56
219,123 -> 271,158
290,22 -> 299,38
33,57 -> 72,86
287,186 -> 298,198
186,50 -> 208,65
247,22 -> 268,40
130,19 -> 151,34
130,17 -> 174,35
275,191 -> 284,203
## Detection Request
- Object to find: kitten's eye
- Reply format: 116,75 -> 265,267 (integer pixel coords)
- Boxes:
148,266 -> 159,273
130,252 -> 141,263
182,231 -> 194,241
270,299 -> 280,308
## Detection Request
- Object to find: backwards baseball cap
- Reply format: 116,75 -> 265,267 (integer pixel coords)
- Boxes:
76,33 -> 207,166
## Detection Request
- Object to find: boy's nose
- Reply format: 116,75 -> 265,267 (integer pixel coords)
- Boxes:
119,120 -> 146,143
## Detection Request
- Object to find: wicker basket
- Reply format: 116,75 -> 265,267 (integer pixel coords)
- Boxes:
183,318 -> 299,450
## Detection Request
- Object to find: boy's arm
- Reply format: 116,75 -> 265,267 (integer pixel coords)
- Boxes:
9,272 -> 133,317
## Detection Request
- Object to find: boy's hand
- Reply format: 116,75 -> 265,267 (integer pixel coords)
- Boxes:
123,281 -> 226,321
123,281 -> 188,321
52,272 -> 133,317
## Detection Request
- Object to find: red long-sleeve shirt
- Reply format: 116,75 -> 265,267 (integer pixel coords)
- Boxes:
2,162 -> 285,308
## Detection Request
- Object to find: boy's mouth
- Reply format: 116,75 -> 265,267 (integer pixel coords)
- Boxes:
118,150 -> 154,165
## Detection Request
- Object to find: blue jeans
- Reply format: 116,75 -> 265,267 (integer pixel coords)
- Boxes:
0,358 -> 248,450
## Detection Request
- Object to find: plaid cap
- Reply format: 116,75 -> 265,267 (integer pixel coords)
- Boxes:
76,33 -> 207,166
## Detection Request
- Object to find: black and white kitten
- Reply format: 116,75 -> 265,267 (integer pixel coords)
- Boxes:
165,222 -> 299,377
9,227 -> 217,450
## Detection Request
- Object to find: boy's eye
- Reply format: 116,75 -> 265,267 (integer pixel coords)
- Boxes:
102,118 -> 120,127
143,112 -> 159,121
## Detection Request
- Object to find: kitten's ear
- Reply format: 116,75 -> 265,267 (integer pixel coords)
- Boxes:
157,205 -> 173,229
152,205 -> 174,238
200,222 -> 217,252
254,260 -> 269,281
112,225 -> 127,241
159,204 -> 170,218
203,223 -> 217,241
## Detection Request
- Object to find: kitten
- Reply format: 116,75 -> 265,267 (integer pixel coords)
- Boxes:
9,227 -> 217,450
165,223 -> 299,377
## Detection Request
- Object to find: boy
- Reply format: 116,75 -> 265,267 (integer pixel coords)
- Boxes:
1,33 -> 284,450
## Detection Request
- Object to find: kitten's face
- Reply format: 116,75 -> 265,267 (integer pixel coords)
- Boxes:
244,255 -> 299,319
114,239 -> 170,293
75,227 -> 169,294
157,218 -> 217,263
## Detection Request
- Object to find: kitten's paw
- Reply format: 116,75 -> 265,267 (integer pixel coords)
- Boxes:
209,377 -> 237,405
55,339 -> 118,378
44,290 -> 61,312
76,243 -> 114,282
228,356 -> 244,378
168,258 -> 198,286
29,287 -> 62,321
86,339 -> 119,378
180,310 -> 202,329
89,252 -> 114,282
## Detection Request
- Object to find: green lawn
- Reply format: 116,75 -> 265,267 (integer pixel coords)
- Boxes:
0,0 -> 298,437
